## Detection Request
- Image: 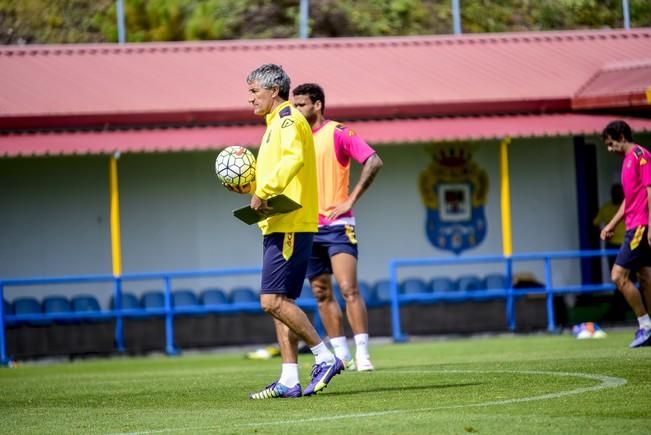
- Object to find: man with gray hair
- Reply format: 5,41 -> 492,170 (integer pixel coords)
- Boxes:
226,64 -> 343,398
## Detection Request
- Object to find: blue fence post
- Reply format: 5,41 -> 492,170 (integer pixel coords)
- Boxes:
389,261 -> 408,342
505,257 -> 515,331
544,256 -> 556,332
0,281 -> 8,366
113,277 -> 125,353
163,276 -> 178,355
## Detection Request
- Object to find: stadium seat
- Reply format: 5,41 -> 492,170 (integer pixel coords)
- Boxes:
373,279 -> 392,304
229,287 -> 258,304
358,281 -> 375,305
430,277 -> 457,292
71,294 -> 103,323
109,292 -> 139,310
141,290 -> 165,310
3,299 -> 10,315
400,278 -> 429,294
12,297 -> 41,316
172,289 -> 199,307
199,288 -> 228,306
71,294 -> 101,313
42,295 -> 74,323
483,273 -> 508,290
456,275 -> 484,291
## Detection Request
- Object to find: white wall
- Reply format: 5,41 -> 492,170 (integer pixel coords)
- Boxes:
3,133 -> 648,306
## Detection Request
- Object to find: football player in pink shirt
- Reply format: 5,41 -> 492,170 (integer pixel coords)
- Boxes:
293,83 -> 383,370
600,120 -> 651,348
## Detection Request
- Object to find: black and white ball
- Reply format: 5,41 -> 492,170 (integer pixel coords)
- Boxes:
215,146 -> 256,187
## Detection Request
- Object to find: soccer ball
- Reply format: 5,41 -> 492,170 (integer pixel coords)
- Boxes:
215,146 -> 256,187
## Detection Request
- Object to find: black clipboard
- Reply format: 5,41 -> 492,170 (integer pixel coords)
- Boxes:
233,194 -> 302,225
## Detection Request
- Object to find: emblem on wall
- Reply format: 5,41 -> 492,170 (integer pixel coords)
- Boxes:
419,144 -> 489,254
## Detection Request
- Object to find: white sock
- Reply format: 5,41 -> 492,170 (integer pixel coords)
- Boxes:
638,314 -> 651,329
329,336 -> 352,361
354,333 -> 370,360
279,363 -> 299,387
310,341 -> 335,365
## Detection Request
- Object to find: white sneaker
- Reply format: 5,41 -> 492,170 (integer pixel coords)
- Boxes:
344,358 -> 357,371
356,357 -> 374,372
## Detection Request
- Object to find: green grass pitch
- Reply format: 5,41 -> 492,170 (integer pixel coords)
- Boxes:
1,330 -> 650,434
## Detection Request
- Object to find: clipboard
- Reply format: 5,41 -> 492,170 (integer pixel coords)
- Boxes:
233,194 -> 302,225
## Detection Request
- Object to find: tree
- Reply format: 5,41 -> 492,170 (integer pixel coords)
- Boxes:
1,0 -> 650,45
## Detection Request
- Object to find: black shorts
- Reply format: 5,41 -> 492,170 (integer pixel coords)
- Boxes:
306,224 -> 359,280
260,232 -> 313,300
615,225 -> 651,271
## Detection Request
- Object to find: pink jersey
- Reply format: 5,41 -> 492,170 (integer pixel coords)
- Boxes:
621,144 -> 651,229
312,120 -> 376,226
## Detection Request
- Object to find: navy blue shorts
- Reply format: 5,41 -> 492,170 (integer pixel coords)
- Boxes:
615,225 -> 651,271
261,232 -> 314,300
306,224 -> 358,279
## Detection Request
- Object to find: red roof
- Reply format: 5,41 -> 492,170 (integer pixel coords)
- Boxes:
1,28 -> 650,130
1,28 -> 650,157
572,60 -> 651,110
3,114 -> 651,158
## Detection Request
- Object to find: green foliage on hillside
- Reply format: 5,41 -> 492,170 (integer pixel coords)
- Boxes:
1,0 -> 650,45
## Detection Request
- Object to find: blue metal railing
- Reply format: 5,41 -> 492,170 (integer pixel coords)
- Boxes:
1,266 -> 321,365
1,249 -> 618,365
389,249 -> 618,342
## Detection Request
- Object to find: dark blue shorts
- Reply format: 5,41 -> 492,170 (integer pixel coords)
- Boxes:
306,224 -> 358,279
615,225 -> 651,271
261,232 -> 314,300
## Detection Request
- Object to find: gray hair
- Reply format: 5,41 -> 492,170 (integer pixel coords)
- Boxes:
246,64 -> 290,100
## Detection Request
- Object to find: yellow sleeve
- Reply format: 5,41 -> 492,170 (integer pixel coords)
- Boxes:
255,120 -> 305,200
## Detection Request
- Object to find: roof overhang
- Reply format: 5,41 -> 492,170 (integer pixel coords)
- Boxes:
3,113 -> 651,158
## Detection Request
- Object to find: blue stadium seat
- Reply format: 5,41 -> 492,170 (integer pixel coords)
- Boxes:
200,288 -> 228,306
400,278 -> 429,294
430,277 -> 457,292
110,292 -> 139,310
71,294 -> 101,313
43,295 -> 73,323
172,289 -> 199,307
483,273 -> 508,290
141,290 -> 165,310
358,281 -> 375,305
229,287 -> 258,304
456,275 -> 484,291
12,297 -> 41,316
3,299 -> 10,315
12,297 -> 44,325
373,279 -> 392,304
71,294 -> 103,323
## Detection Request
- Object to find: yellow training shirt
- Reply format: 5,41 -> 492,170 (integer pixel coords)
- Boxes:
254,101 -> 318,235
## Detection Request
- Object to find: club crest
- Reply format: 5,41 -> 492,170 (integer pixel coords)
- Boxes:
419,144 -> 488,254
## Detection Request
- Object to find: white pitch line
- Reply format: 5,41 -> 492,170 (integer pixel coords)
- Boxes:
108,369 -> 626,435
